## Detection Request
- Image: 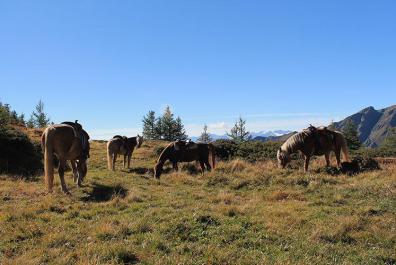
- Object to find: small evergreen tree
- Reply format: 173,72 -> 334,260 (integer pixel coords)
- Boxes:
227,116 -> 251,142
160,106 -> 175,141
27,116 -> 35,128
18,113 -> 26,126
342,120 -> 361,151
173,116 -> 187,140
142,111 -> 157,140
198,124 -> 212,143
31,100 -> 50,128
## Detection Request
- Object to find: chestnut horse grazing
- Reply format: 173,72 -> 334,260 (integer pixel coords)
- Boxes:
41,121 -> 90,194
107,135 -> 143,170
154,140 -> 215,179
277,125 -> 349,172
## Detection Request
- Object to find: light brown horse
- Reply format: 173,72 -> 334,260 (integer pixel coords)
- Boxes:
277,125 -> 349,172
41,121 -> 90,194
107,135 -> 143,170
154,140 -> 215,179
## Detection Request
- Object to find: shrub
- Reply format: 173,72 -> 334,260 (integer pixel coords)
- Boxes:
212,139 -> 281,162
0,126 -> 43,177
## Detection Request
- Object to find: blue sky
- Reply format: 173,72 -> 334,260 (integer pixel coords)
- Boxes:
1,0 -> 395,139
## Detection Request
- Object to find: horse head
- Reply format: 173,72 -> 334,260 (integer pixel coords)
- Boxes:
137,134 -> 144,148
277,148 -> 291,168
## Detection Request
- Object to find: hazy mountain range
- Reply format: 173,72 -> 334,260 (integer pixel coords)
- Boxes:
190,130 -> 293,142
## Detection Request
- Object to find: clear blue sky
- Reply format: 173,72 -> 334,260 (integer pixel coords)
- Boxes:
1,0 -> 395,139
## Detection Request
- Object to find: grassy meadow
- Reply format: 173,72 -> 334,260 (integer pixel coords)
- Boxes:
0,140 -> 395,265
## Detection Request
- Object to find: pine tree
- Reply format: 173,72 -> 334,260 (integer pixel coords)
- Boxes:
142,111 -> 157,140
160,106 -> 176,141
27,116 -> 35,128
227,116 -> 251,142
342,120 -> 361,151
149,106 -> 188,141
31,100 -> 50,128
198,124 -> 212,143
155,117 -> 163,140
173,116 -> 187,140
18,113 -> 26,126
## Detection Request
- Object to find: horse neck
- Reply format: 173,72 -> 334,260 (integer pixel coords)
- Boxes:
282,141 -> 299,155
158,146 -> 171,163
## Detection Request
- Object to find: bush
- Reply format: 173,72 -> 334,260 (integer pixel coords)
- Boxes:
212,139 -> 281,162
0,126 -> 43,177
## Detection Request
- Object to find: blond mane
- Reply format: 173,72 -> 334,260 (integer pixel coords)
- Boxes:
281,130 -> 310,154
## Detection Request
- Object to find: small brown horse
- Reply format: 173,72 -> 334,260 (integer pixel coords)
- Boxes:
154,141 -> 216,179
277,125 -> 349,172
41,121 -> 90,194
107,135 -> 143,170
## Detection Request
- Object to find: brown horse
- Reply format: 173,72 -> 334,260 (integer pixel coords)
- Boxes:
154,140 -> 216,179
41,121 -> 90,194
107,135 -> 143,170
277,125 -> 349,172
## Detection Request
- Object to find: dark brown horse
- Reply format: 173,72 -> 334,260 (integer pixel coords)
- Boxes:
41,121 -> 90,194
154,141 -> 216,179
277,125 -> 349,172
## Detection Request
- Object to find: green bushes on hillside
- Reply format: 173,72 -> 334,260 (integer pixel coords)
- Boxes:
0,127 -> 43,177
212,139 -> 281,162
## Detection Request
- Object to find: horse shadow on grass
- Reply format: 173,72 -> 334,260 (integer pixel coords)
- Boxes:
81,182 -> 128,202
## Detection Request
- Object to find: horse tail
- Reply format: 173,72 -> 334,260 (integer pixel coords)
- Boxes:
337,132 -> 350,162
106,141 -> 112,170
43,127 -> 55,192
208,143 -> 216,169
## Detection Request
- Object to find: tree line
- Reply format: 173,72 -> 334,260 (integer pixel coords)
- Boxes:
0,100 -> 51,129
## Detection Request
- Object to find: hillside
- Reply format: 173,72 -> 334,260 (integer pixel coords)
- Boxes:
332,105 -> 396,147
0,140 -> 395,264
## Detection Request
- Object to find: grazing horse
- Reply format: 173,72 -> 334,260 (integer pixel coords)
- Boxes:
154,140 -> 216,179
277,125 -> 349,172
107,135 -> 143,170
41,121 -> 90,194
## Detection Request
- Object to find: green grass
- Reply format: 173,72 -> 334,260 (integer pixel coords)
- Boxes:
0,140 -> 395,265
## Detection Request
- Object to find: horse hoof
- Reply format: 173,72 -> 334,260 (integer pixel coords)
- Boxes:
62,190 -> 71,195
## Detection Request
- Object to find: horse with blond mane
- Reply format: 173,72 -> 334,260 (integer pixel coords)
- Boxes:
277,125 -> 349,172
41,121 -> 90,194
107,135 -> 143,170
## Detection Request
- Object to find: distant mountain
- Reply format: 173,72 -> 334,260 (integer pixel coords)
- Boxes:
332,105 -> 396,147
253,131 -> 297,142
190,130 -> 292,142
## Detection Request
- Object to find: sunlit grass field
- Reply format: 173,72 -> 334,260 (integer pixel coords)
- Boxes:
0,140 -> 395,264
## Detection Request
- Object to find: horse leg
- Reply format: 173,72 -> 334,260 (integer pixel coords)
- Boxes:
173,162 -> 179,172
204,159 -> 212,172
58,160 -> 70,195
335,150 -> 341,168
112,154 -> 117,171
304,155 -> 310,172
123,155 -> 127,169
71,160 -> 79,183
325,153 -> 331,167
199,161 -> 205,174
127,153 -> 132,169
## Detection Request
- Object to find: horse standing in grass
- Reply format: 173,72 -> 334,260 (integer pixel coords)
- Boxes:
107,135 -> 143,170
41,121 -> 90,194
277,125 -> 349,172
154,140 -> 216,179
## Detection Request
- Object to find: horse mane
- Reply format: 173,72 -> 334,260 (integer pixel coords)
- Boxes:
281,130 -> 311,153
157,142 -> 174,162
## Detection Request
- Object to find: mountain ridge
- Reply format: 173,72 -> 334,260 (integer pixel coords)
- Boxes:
332,105 -> 396,147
